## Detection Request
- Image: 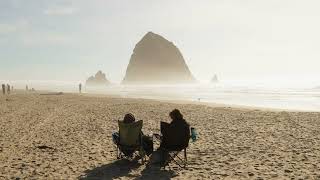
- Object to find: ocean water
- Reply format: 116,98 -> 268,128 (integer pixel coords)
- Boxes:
3,80 -> 320,112
99,84 -> 320,112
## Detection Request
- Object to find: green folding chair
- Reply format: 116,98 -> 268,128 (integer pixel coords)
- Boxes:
116,120 -> 146,162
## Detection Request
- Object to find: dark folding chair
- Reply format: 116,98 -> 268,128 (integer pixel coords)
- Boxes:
158,121 -> 190,168
116,120 -> 146,162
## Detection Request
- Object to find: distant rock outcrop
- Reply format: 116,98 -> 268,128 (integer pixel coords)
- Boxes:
211,74 -> 219,83
122,32 -> 196,84
86,71 -> 110,86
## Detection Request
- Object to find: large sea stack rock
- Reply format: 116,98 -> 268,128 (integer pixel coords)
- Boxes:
86,71 -> 110,86
122,32 -> 196,84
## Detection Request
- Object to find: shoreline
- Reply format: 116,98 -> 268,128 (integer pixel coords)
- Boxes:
79,92 -> 317,113
8,89 -> 319,113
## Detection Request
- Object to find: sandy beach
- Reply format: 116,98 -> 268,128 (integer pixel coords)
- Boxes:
1,92 -> 320,179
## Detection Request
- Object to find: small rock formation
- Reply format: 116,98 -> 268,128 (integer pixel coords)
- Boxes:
86,71 -> 110,86
211,74 -> 219,83
122,32 -> 196,84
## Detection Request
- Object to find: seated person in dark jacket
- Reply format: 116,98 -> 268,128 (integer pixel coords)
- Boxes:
169,109 -> 189,130
159,109 -> 190,150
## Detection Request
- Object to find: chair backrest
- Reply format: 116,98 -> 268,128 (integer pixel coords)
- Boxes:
118,120 -> 143,147
161,121 -> 190,151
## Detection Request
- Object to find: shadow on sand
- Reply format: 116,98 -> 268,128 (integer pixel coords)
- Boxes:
79,160 -> 176,180
133,164 -> 176,180
79,159 -> 140,179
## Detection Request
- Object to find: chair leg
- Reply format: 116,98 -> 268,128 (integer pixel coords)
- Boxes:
166,152 -> 184,168
141,156 -> 146,164
184,149 -> 187,167
160,149 -> 188,169
168,150 -> 188,168
117,148 -> 120,159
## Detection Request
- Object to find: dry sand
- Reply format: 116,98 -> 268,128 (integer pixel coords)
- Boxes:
1,92 -> 320,179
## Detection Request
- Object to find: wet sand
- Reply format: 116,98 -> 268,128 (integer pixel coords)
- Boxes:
1,92 -> 320,179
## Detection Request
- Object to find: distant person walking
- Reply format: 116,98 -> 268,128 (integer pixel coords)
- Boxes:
79,83 -> 82,93
26,85 -> 28,91
7,84 -> 10,94
2,84 -> 5,95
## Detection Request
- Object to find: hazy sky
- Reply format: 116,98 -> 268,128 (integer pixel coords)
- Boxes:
1,0 -> 320,83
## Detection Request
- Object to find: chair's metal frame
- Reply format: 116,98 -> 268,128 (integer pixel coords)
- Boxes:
154,134 -> 188,169
162,148 -> 188,168
116,133 -> 146,163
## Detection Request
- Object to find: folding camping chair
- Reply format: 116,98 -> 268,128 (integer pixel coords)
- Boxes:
116,120 -> 146,162
156,121 -> 190,168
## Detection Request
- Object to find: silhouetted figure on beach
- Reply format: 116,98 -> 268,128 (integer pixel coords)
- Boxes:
26,85 -> 28,91
169,109 -> 188,128
7,84 -> 10,94
2,84 -> 5,95
79,83 -> 82,93
154,109 -> 190,149
152,109 -> 191,165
